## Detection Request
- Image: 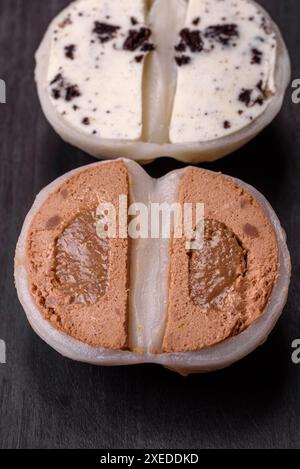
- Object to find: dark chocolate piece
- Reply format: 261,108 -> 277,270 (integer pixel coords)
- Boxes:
179,28 -> 204,53
238,89 -> 252,106
175,42 -> 186,52
64,44 -> 76,60
140,42 -> 156,52
50,73 -> 81,102
50,73 -> 63,85
135,55 -> 144,63
239,87 -> 266,108
130,17 -> 138,26
65,85 -> 81,102
223,120 -> 231,129
123,27 -> 153,51
175,55 -> 191,66
251,48 -> 263,65
204,24 -> 239,46
192,17 -> 200,26
93,22 -> 120,43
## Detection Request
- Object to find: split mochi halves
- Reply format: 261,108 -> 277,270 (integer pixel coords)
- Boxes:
14,160 -> 291,374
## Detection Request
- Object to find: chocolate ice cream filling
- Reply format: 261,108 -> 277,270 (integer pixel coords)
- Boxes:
189,219 -> 247,308
55,211 -> 110,305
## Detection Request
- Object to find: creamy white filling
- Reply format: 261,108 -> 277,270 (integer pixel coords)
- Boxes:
170,0 -> 277,144
47,0 -> 150,140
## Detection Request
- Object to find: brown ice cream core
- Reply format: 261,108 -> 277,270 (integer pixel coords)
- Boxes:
55,211 -> 109,305
189,219 -> 247,308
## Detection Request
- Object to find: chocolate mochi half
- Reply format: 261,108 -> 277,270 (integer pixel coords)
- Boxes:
24,161 -> 129,349
163,168 -> 279,352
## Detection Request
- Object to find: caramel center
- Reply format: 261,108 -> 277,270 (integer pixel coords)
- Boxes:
189,219 -> 246,308
55,211 -> 110,305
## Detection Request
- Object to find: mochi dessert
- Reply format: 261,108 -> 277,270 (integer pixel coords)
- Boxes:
15,160 -> 291,374
35,0 -> 291,163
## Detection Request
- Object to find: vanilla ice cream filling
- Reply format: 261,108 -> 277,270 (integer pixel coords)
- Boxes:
45,0 -> 278,145
47,0 -> 152,140
170,0 -> 277,143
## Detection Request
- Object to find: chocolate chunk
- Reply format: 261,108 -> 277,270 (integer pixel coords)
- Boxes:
93,21 -> 120,43
50,73 -> 63,85
135,55 -> 144,63
140,42 -> 156,52
65,44 -> 76,60
52,89 -> 61,100
46,215 -> 61,230
175,42 -> 186,52
238,89 -> 252,106
256,80 -> 264,92
223,120 -> 231,129
192,17 -> 200,26
123,27 -> 153,51
130,17 -> 138,26
179,28 -> 204,53
243,223 -> 259,238
82,117 -> 90,125
175,55 -> 191,66
65,85 -> 81,102
239,86 -> 266,108
204,24 -> 239,46
251,48 -> 263,65
50,72 -> 81,102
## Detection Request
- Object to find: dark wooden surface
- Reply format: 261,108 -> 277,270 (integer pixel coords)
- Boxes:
0,0 -> 299,449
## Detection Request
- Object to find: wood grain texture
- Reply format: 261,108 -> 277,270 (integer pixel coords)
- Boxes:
0,0 -> 299,449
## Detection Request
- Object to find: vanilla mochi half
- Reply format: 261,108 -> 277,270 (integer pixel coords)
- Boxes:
15,160 -> 291,374
35,0 -> 291,164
